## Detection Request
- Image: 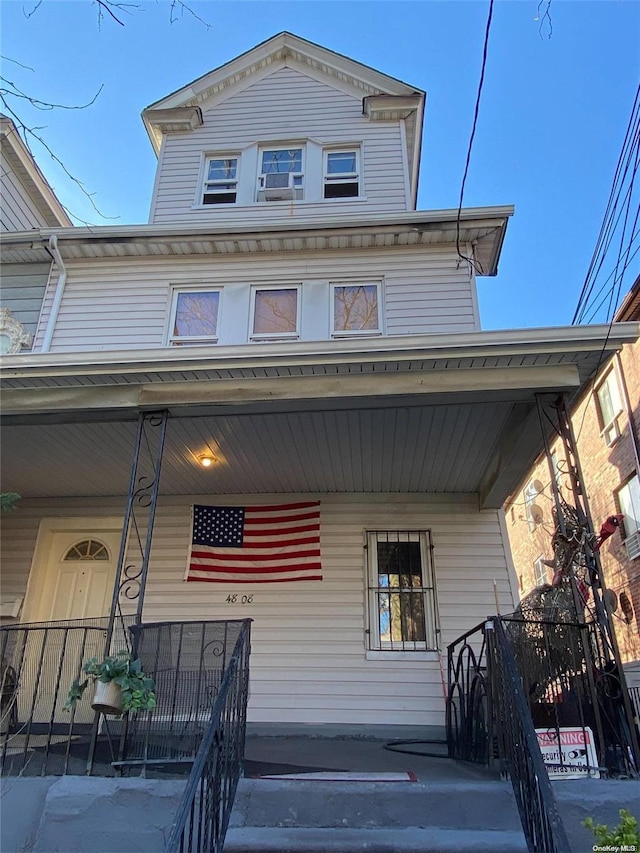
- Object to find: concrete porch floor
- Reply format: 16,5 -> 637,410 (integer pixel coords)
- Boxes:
242,724 -> 498,782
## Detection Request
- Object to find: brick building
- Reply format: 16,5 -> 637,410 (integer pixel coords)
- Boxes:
505,278 -> 640,685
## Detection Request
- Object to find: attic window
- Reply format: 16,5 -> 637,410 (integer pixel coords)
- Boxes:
257,148 -> 303,201
324,150 -> 360,199
202,156 -> 238,205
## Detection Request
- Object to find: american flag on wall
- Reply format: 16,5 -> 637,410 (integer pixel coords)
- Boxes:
186,502 -> 322,583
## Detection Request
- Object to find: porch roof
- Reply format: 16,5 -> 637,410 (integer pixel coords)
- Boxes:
1,323 -> 637,509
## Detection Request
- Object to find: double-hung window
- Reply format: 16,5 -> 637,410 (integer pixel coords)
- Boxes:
617,475 -> 640,556
332,282 -> 381,336
596,370 -> 623,445
257,148 -> 304,201
324,149 -> 360,198
168,289 -> 220,345
250,285 -> 300,340
201,156 -> 238,205
366,531 -> 438,651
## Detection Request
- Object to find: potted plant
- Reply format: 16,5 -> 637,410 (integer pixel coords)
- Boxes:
64,650 -> 157,716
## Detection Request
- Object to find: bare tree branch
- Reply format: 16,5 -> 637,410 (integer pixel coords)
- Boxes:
0,55 -> 35,72
22,1 -> 43,20
1,76 -> 104,112
535,0 -> 553,40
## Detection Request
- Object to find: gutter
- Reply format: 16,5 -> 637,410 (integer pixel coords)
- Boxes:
40,234 -> 67,353
2,322 -> 638,380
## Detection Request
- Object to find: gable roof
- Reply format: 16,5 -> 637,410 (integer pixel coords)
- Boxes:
141,32 -> 425,203
0,116 -> 72,228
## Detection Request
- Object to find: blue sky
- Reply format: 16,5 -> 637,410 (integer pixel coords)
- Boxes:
1,0 -> 638,330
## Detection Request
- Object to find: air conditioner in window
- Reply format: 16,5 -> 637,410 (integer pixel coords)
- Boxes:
625,531 -> 640,560
257,172 -> 299,201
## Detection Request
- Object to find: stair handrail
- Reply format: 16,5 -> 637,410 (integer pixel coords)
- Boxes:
164,619 -> 251,853
489,617 -> 571,853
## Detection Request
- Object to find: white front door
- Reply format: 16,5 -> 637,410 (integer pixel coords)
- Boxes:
21,524 -> 122,722
40,531 -> 120,622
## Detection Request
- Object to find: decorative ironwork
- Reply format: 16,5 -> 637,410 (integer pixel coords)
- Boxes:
447,619 -> 570,852
534,394 -> 640,771
106,410 -> 168,652
446,622 -> 491,764
165,620 -> 252,853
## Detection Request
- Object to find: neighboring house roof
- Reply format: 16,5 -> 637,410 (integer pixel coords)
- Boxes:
141,31 -> 425,208
0,204 -> 512,277
615,274 -> 640,322
0,116 -> 72,228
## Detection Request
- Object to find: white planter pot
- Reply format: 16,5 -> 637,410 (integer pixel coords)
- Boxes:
91,680 -> 123,715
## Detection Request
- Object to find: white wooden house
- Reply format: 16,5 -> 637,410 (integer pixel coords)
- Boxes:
1,33 -> 637,730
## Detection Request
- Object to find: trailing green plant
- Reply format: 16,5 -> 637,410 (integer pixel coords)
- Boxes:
0,493 -> 21,513
583,809 -> 640,848
64,650 -> 156,715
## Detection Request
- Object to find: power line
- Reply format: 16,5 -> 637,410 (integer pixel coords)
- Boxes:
455,0 -> 495,276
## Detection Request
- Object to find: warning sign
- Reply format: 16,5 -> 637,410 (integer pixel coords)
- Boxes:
535,726 -> 600,779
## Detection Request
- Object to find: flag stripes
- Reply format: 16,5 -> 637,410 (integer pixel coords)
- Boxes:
186,501 -> 322,583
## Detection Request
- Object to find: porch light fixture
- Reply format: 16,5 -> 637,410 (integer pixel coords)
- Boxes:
198,454 -> 215,468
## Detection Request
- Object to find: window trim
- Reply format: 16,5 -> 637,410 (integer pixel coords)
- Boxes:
199,154 -> 240,206
533,555 -> 549,587
167,286 -> 221,346
365,529 -> 439,652
330,280 -> 383,338
323,147 -> 361,200
249,284 -> 301,341
616,474 -> 640,540
595,369 -> 623,446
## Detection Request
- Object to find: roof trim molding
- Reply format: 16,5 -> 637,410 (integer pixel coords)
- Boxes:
142,32 -> 425,153
0,116 -> 72,228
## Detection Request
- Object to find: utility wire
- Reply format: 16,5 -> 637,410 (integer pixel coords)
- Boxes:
455,0 -> 495,276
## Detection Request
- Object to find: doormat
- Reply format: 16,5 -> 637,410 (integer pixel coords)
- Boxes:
254,771 -> 418,782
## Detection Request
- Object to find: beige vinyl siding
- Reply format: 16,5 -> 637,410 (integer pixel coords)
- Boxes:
0,161 -> 53,231
2,493 -> 515,726
35,246 -> 477,352
151,65 -> 409,224
0,262 -> 50,342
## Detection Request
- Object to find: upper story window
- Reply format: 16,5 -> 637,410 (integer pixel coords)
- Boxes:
250,286 -> 300,340
595,369 -> 623,446
168,289 -> 220,346
324,149 -> 360,199
202,157 -> 238,205
257,148 -> 304,202
332,283 -> 381,337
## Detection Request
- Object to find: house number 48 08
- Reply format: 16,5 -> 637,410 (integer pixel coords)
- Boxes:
226,594 -> 254,604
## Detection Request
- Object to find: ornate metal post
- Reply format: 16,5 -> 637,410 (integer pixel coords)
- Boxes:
87,410 -> 168,774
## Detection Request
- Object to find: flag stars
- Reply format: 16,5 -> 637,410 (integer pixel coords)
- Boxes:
193,505 -> 245,547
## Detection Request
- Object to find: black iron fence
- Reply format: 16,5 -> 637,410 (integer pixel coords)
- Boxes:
0,617 -> 251,779
0,616 -> 132,776
165,619 -> 252,853
447,615 -> 640,852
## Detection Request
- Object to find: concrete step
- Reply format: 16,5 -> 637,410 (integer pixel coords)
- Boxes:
1,777 -> 186,853
223,826 -> 528,853
226,777 -> 528,852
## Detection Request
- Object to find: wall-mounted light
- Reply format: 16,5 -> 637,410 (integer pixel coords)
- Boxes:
198,454 -> 216,468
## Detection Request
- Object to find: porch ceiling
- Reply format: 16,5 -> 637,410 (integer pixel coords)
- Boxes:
1,399 -> 516,501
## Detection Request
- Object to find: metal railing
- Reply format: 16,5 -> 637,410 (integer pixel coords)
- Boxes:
447,618 -> 570,853
0,616 -> 132,776
165,619 -> 251,853
0,617 -> 251,780
490,618 -> 571,853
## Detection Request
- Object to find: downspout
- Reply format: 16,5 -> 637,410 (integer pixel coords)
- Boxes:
40,234 -> 67,353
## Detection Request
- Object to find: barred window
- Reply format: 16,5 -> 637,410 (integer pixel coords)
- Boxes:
366,531 -> 439,651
